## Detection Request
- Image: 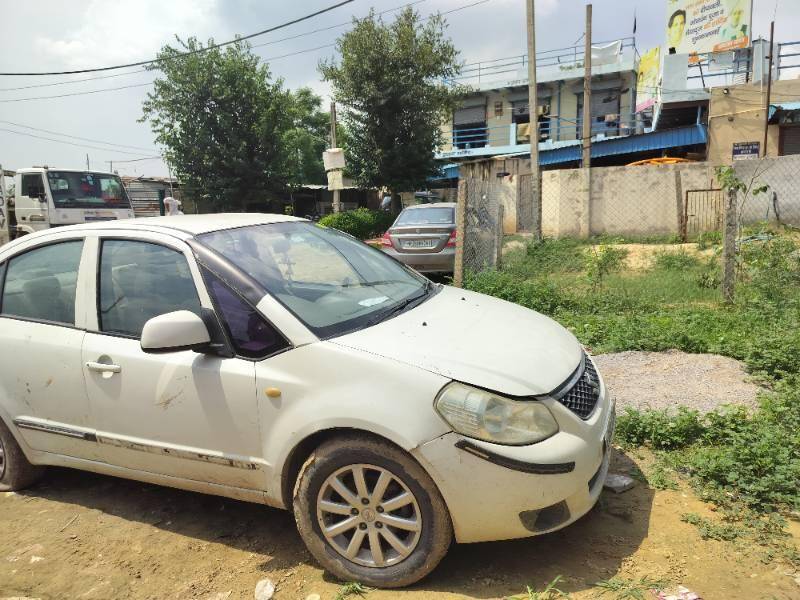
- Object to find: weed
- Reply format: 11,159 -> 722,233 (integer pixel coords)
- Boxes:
681,512 -> 742,541
696,230 -> 722,249
593,576 -> 667,599
524,237 -> 586,273
652,249 -> 702,271
509,575 -> 571,599
614,407 -> 704,451
334,582 -> 371,599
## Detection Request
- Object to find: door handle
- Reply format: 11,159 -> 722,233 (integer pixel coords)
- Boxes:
86,361 -> 122,374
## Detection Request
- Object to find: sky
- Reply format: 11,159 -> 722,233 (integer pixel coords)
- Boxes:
0,0 -> 797,178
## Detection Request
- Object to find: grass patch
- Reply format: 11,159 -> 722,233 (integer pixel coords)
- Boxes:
334,582 -> 371,599
509,575 -> 570,599
593,576 -> 667,599
467,229 -> 800,563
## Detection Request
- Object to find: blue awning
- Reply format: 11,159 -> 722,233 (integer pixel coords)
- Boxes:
429,163 -> 460,181
768,102 -> 800,122
539,124 -> 707,165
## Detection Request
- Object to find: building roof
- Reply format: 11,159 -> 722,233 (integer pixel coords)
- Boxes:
539,124 -> 707,166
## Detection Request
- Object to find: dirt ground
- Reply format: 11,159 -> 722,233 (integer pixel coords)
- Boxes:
2,352 -> 799,600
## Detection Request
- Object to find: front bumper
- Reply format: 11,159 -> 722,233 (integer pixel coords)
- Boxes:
412,379 -> 615,543
381,246 -> 455,273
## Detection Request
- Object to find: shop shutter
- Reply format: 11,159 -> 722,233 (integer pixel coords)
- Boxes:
780,126 -> 800,156
453,103 -> 486,125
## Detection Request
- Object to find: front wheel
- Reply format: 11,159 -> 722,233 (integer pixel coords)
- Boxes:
293,434 -> 452,588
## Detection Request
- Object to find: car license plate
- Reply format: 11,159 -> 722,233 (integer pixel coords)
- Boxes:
403,239 -> 436,249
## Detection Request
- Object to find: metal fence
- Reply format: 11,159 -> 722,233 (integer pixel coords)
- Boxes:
453,178 -> 504,286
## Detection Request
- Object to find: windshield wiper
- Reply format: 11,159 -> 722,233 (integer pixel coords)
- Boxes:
364,284 -> 432,328
339,280 -> 411,288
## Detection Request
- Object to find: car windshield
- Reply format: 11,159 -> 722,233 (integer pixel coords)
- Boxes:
47,171 -> 132,210
394,206 -> 454,226
199,222 -> 433,338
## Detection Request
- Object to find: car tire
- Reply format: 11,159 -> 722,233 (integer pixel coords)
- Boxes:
0,418 -> 45,492
293,434 -> 452,588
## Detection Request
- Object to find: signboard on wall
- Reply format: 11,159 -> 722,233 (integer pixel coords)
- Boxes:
636,47 -> 662,113
732,141 -> 760,160
665,0 -> 752,56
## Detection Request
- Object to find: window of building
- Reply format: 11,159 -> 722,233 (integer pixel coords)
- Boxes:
203,269 -> 289,359
453,102 -> 487,149
98,240 -> 202,337
1,241 -> 84,325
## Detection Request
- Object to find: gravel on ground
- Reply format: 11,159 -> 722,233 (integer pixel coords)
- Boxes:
593,350 -> 761,414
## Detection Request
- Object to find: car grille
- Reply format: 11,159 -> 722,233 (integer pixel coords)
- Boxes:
556,353 -> 601,419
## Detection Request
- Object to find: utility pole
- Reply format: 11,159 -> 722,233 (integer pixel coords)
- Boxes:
762,20 -> 775,158
330,101 -> 341,214
526,0 -> 541,240
582,3 -> 593,168
86,154 -> 90,171
581,4 -> 592,169
106,160 -> 113,172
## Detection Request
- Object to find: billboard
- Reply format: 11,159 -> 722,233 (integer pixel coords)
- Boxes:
636,47 -> 662,113
665,0 -> 752,56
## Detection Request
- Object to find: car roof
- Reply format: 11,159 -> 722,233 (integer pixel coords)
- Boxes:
402,202 -> 457,210
41,213 -> 304,236
0,214 -> 308,257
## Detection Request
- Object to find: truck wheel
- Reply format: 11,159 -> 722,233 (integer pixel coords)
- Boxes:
0,418 -> 44,492
293,434 -> 452,588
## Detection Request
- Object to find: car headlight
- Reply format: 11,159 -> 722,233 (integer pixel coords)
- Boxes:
434,382 -> 558,445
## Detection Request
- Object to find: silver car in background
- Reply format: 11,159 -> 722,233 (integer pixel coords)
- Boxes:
379,203 -> 456,274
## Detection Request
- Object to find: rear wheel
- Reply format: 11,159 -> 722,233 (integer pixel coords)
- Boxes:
293,434 -> 452,588
0,418 -> 45,492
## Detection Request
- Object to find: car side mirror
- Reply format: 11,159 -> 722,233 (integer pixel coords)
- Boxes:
141,310 -> 211,354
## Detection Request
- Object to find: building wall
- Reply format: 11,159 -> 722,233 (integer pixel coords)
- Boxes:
707,79 -> 800,165
486,90 -> 513,147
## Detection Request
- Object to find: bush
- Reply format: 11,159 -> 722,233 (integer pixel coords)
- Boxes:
652,249 -> 702,271
614,380 -> 800,512
585,245 -> 628,289
696,230 -> 722,250
318,208 -> 394,240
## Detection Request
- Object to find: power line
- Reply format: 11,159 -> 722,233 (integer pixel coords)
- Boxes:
0,68 -> 152,92
0,82 -> 152,103
0,0 -> 495,103
0,0 -> 355,76
0,128 -> 157,157
107,155 -> 164,163
0,120 -> 156,152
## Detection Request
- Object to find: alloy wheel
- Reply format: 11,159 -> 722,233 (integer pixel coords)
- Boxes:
316,463 -> 422,568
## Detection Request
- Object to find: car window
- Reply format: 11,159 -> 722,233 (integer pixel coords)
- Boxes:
99,240 -> 202,338
22,173 -> 45,198
1,241 -> 84,325
199,222 -> 432,338
394,207 -> 454,226
203,269 -> 289,359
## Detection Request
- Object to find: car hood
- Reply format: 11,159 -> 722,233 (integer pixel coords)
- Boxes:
330,285 -> 583,397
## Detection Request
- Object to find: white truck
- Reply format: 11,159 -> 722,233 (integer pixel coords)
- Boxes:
2,167 -> 135,242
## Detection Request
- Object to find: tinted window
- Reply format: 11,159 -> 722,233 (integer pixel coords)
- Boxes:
22,174 -> 45,198
99,240 -> 201,337
394,207 -> 454,226
204,269 -> 288,358
199,223 -> 431,338
1,241 -> 84,325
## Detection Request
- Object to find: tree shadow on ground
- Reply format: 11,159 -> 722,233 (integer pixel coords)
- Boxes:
17,449 -> 652,598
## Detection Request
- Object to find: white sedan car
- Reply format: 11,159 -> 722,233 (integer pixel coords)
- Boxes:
0,214 -> 614,588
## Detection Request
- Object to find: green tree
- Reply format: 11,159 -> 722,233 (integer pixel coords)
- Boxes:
141,37 -> 290,210
320,8 -> 462,212
283,88 -> 329,187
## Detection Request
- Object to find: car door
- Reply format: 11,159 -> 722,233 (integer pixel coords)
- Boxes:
0,237 -> 101,460
80,232 -> 268,490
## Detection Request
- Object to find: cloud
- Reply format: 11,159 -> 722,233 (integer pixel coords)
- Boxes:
35,0 -> 221,70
